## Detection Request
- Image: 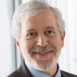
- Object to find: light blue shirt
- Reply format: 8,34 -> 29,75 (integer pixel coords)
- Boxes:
25,60 -> 61,77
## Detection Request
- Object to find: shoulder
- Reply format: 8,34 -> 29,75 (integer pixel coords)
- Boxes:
7,70 -> 18,77
7,60 -> 33,77
61,70 -> 77,77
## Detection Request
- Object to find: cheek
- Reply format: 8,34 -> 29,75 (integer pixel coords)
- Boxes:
55,38 -> 62,48
49,37 -> 62,51
21,39 -> 36,54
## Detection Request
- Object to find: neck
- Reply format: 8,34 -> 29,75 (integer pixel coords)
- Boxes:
43,63 -> 57,77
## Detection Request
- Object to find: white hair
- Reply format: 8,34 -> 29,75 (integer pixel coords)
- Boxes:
11,0 -> 65,42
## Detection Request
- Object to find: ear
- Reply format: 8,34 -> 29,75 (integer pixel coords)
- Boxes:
15,39 -> 22,53
61,31 -> 65,47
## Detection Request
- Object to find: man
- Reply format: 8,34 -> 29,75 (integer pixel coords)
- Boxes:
8,0 -> 77,77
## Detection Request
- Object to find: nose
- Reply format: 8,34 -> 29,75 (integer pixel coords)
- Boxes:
36,34 -> 48,47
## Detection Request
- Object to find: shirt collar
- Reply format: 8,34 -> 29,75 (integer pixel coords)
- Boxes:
25,60 -> 61,77
54,64 -> 61,77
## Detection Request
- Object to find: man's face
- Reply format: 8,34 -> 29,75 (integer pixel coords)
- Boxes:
16,9 -> 65,71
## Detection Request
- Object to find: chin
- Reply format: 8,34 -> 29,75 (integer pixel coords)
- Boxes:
30,57 -> 57,72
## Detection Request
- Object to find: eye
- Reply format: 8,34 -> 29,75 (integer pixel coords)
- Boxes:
28,33 -> 34,36
47,30 -> 52,34
45,30 -> 55,37
26,32 -> 37,39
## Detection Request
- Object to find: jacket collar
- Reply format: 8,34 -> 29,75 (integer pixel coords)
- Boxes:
17,60 -> 33,77
17,60 -> 68,77
61,71 -> 67,77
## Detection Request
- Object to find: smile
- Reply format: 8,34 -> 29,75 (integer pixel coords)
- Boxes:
34,51 -> 52,55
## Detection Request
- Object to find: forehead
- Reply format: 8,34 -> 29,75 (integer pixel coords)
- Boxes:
20,9 -> 57,31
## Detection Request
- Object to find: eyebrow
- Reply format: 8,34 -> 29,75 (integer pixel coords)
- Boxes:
44,26 -> 55,30
26,29 -> 36,33
26,26 -> 55,33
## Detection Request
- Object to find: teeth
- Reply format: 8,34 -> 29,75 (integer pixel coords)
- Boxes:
35,51 -> 51,54
39,53 -> 46,54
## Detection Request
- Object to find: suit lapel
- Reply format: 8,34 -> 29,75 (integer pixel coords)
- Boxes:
17,60 -> 33,77
61,71 -> 67,77
17,61 -> 76,77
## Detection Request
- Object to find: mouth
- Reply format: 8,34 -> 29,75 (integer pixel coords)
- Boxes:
34,51 -> 52,55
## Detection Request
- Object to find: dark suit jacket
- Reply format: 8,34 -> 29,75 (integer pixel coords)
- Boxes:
7,61 -> 77,77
